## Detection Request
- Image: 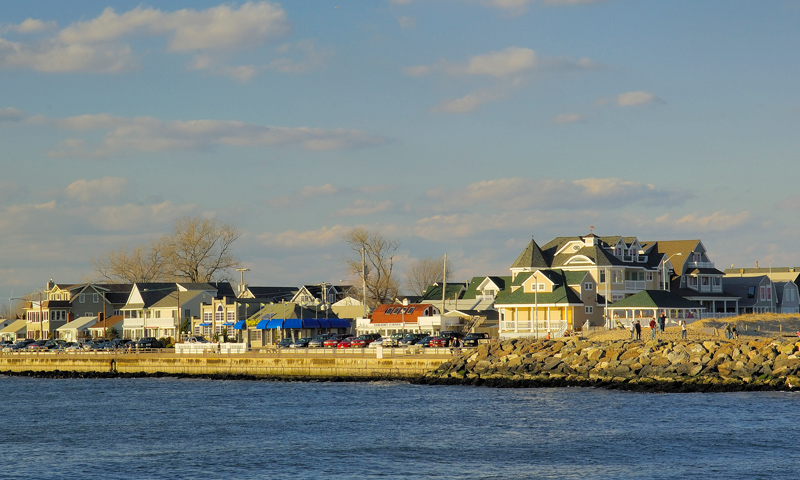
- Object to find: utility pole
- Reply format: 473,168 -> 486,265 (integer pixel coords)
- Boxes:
361,247 -> 367,318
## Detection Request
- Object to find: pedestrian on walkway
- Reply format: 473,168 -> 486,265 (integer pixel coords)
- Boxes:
680,320 -> 687,340
649,318 -> 657,339
630,321 -> 636,340
634,319 -> 642,341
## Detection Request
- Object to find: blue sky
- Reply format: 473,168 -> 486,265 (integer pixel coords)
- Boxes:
2,0 -> 799,299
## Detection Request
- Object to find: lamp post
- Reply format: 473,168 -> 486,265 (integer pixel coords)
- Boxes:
662,253 -> 683,291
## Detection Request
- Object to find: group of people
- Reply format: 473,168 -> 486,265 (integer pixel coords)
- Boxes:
629,312 -> 688,340
724,323 -> 739,340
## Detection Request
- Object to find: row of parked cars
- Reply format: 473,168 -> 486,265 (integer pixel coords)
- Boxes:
275,331 -> 491,349
0,337 -> 164,353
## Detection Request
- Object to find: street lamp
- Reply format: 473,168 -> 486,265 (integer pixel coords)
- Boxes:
662,253 -> 683,291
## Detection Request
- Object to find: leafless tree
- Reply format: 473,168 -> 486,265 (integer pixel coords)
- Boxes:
92,243 -> 165,283
343,227 -> 399,307
405,256 -> 451,296
92,216 -> 241,283
162,216 -> 241,282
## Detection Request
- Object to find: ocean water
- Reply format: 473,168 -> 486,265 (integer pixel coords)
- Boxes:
1,376 -> 799,479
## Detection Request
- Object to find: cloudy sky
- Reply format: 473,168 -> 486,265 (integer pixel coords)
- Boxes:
2,0 -> 799,300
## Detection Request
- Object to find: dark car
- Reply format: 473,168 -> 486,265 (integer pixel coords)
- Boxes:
26,340 -> 48,351
350,334 -> 381,348
135,337 -> 163,349
415,336 -> 435,347
290,337 -> 312,348
397,333 -> 427,347
277,338 -> 294,348
323,334 -> 350,348
462,332 -> 489,347
430,332 -> 463,347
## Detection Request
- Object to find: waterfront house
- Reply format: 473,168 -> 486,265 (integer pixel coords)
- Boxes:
721,276 -> 776,314
0,319 -> 28,342
88,315 -> 124,340
605,290 -> 705,328
244,302 -> 349,348
723,267 -> 800,314
120,283 -> 218,340
56,315 -> 99,342
774,281 -> 800,314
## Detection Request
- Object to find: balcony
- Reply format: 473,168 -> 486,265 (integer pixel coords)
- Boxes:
625,281 -> 646,291
686,261 -> 715,269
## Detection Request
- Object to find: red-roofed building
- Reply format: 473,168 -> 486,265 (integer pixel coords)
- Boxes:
359,303 -> 440,336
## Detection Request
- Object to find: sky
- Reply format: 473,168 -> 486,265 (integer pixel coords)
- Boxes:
2,0 -> 799,301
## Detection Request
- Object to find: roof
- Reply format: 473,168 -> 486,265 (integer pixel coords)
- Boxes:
56,316 -> 99,331
370,303 -> 439,324
608,290 -> 705,310
510,238 -> 549,269
88,315 -> 124,330
246,302 -> 338,327
420,282 -> 466,301
0,319 -> 28,334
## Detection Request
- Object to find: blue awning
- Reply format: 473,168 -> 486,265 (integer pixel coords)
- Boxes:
283,318 -> 322,329
199,322 -> 212,327
233,320 -> 247,330
317,319 -> 332,328
328,318 -> 350,328
222,322 -> 234,326
256,319 -> 270,329
266,318 -> 285,329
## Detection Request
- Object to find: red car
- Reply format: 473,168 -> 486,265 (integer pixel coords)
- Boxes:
350,334 -> 381,348
336,337 -> 356,348
429,333 -> 463,347
323,334 -> 350,348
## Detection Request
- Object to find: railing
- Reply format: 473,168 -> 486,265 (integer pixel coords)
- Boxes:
625,280 -> 646,291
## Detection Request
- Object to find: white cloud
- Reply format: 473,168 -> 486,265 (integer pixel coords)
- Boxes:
0,107 -> 25,122
398,16 -> 416,29
648,211 -> 754,233
258,225 -> 348,249
5,18 -> 58,34
426,177 -> 686,212
334,200 -> 393,217
300,184 -> 340,197
42,112 -> 386,157
65,177 -> 129,203
432,91 -> 505,114
552,113 -> 585,124
1,2 -> 291,75
617,91 -> 657,107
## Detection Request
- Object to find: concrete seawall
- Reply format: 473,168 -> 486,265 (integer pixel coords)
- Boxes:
0,352 -> 447,379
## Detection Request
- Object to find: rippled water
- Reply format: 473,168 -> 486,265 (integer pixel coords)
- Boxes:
1,376 -> 799,479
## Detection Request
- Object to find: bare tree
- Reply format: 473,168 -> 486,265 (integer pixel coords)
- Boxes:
343,227 -> 399,308
92,243 -> 165,283
92,216 -> 241,283
161,217 -> 242,282
405,256 -> 451,296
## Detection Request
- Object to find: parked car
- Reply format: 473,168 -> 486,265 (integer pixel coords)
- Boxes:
135,337 -> 163,349
63,343 -> 83,352
415,336 -> 435,347
290,337 -> 313,348
26,340 -> 48,351
381,333 -> 407,347
277,338 -> 294,348
336,337 -> 356,348
44,339 -> 66,350
351,334 -> 381,348
367,337 -> 384,348
308,334 -> 331,348
3,339 -> 34,352
397,333 -> 427,347
462,332 -> 490,347
184,336 -> 210,343
323,334 -> 350,348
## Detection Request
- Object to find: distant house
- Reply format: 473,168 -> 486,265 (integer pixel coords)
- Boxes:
360,303 -> 441,336
88,315 -> 124,340
722,276 -> 776,314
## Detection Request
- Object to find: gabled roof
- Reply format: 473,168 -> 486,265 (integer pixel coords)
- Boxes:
608,290 -> 704,310
243,286 -> 297,301
246,302 -> 336,326
420,282 -> 466,301
510,238 -> 549,269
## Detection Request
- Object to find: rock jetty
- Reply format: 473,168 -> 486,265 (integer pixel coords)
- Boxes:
418,337 -> 800,392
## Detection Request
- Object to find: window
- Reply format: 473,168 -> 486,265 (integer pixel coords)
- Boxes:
79,294 -> 85,303
585,306 -> 593,314
599,270 -> 606,283
760,286 -> 766,301
406,307 -> 415,314
93,293 -> 99,303
747,286 -> 755,298
584,282 -> 594,290
688,277 -> 698,288
646,272 -> 654,281
400,308 -> 407,314
767,286 -> 772,301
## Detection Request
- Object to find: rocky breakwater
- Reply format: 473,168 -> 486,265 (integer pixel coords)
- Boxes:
418,337 -> 800,392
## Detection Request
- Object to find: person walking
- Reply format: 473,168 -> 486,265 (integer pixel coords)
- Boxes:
649,318 -> 657,339
634,319 -> 642,341
680,320 -> 687,340
630,321 -> 636,340
731,324 -> 738,340
658,311 -> 667,333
